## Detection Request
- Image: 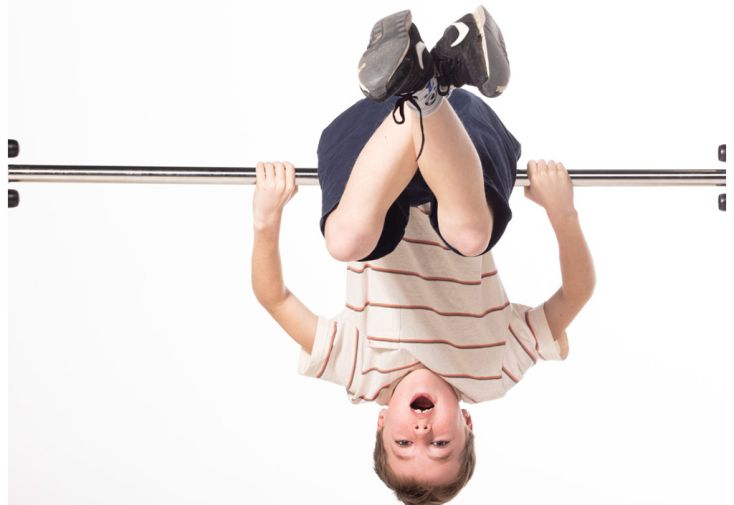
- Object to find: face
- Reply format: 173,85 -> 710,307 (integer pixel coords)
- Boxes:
377,369 -> 473,485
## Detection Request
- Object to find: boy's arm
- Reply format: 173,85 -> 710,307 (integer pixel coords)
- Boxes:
525,160 -> 595,357
251,162 -> 317,353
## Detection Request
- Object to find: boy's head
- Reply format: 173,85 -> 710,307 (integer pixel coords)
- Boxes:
373,369 -> 475,504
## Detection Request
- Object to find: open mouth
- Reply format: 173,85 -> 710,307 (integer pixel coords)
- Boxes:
410,394 -> 435,414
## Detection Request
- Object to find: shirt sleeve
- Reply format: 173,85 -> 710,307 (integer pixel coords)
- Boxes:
297,309 -> 359,387
511,303 -> 567,361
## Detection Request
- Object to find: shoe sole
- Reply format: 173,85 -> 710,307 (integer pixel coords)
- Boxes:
474,5 -> 509,97
358,10 -> 413,101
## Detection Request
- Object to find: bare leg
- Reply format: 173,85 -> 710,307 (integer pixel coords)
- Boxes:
325,100 -> 491,262
410,100 -> 493,256
325,113 -> 418,262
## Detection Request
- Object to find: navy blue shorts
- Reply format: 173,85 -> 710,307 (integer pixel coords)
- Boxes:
317,88 -> 521,261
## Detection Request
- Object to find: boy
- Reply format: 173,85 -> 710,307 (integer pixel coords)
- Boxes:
252,6 -> 594,504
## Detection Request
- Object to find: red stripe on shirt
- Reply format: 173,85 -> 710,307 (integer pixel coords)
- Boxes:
417,206 -> 430,216
347,263 -> 497,286
357,369 -> 417,402
362,361 -> 420,374
502,366 -> 519,383
347,300 -> 510,318
315,321 -> 337,378
437,372 -> 503,380
401,237 -> 451,250
367,336 -> 506,350
358,382 -> 396,402
525,310 -> 546,360
346,328 -> 360,392
508,323 -> 538,363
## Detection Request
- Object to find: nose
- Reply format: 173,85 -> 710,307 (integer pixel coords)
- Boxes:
413,421 -> 431,434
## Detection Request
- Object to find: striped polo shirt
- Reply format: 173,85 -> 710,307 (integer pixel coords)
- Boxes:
299,203 -> 566,405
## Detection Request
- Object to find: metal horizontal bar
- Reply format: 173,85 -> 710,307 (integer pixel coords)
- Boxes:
8,164 -> 727,187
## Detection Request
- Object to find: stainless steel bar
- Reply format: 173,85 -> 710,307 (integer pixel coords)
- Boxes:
8,164 -> 727,187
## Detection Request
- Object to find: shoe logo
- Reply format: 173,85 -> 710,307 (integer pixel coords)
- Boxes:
415,41 -> 427,69
450,22 -> 470,47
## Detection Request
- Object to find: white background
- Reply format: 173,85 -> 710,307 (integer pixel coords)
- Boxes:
5,0 -> 733,504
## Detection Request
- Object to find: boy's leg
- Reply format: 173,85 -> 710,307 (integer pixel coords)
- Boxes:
408,100 -> 492,257
324,111 -> 418,262
325,98 -> 491,261
324,10 -> 428,262
326,6 -> 508,261
415,5 -> 512,256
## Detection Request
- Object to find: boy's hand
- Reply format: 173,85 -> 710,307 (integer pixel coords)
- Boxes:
524,160 -> 575,219
253,161 -> 298,230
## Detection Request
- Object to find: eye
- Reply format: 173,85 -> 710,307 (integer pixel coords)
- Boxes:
395,440 -> 412,447
432,441 -> 450,447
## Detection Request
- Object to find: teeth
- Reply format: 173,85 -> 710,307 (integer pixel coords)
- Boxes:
412,408 -> 432,414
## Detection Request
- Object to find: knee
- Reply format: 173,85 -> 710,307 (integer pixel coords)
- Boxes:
325,216 -> 377,262
436,205 -> 494,257
448,226 -> 492,257
326,234 -> 363,262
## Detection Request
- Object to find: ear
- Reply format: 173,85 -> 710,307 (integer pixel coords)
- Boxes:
377,408 -> 387,432
461,408 -> 473,431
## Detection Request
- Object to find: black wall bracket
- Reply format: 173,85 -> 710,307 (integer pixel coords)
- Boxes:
8,139 -> 19,208
719,144 -> 726,211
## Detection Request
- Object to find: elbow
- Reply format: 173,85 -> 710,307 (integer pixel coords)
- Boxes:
253,290 -> 270,308
255,293 -> 287,312
563,275 -> 596,307
251,278 -> 266,306
252,288 -> 268,308
579,286 -> 595,307
570,282 -> 595,306
252,282 -> 287,310
585,268 -> 597,300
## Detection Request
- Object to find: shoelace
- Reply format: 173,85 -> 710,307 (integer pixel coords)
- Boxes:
392,92 -> 426,160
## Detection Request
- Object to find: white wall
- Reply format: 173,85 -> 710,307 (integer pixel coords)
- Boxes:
6,0 -> 733,504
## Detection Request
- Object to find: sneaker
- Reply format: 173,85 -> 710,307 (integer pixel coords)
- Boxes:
358,10 -> 434,102
431,5 -> 510,98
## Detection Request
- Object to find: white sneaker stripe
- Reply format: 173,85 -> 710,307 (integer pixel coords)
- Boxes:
416,41 -> 426,69
450,22 -> 470,47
